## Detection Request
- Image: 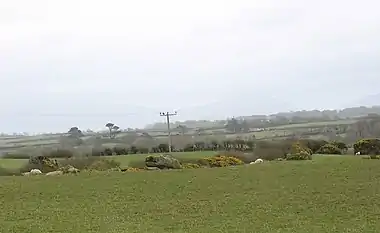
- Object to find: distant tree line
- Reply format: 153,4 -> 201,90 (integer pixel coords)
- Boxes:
146,106 -> 380,130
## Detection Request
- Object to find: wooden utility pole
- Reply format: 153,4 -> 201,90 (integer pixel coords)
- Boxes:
159,111 -> 177,153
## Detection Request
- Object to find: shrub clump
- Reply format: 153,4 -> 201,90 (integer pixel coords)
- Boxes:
317,144 -> 342,155
20,156 -> 59,173
353,138 -> 380,155
330,141 -> 348,153
286,142 -> 312,160
204,155 -> 244,167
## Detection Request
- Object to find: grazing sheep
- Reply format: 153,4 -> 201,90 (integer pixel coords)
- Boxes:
249,159 -> 264,164
46,171 -> 64,176
30,169 -> 42,175
22,169 -> 42,176
355,152 -> 361,155
254,158 -> 264,163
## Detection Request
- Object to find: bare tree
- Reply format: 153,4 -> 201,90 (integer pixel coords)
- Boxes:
105,122 -> 121,139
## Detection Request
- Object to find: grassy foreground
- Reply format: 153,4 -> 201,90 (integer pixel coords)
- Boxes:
1,156 -> 380,232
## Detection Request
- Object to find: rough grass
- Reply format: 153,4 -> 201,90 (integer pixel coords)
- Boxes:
0,158 -> 28,169
1,156 -> 380,232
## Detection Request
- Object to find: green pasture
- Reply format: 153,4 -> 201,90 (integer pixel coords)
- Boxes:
0,156 -> 380,232
0,151 -> 216,170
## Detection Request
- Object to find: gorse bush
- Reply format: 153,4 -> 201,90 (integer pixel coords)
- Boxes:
317,144 -> 342,155
286,141 -> 312,160
204,155 -> 244,167
286,151 -> 312,160
330,141 -> 348,152
353,138 -> 380,155
216,151 -> 256,164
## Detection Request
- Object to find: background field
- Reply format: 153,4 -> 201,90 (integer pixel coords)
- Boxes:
0,151 -> 216,170
1,156 -> 380,232
0,118 -> 359,156
2,105 -> 380,157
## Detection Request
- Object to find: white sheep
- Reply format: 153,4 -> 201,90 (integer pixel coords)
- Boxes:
254,158 -> 264,163
30,169 -> 42,175
249,158 -> 264,164
355,152 -> 361,155
22,169 -> 42,176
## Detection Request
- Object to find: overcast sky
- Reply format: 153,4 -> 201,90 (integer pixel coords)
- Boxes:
0,0 -> 379,133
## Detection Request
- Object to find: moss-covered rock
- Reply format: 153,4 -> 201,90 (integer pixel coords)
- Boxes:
145,154 -> 182,169
59,165 -> 80,174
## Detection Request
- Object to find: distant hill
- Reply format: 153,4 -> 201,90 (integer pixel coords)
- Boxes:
145,105 -> 380,130
350,93 -> 380,107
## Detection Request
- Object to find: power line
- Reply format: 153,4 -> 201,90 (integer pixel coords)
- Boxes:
159,111 -> 177,153
2,113 -> 140,117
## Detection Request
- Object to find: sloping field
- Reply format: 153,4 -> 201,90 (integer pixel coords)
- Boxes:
0,156 -> 379,232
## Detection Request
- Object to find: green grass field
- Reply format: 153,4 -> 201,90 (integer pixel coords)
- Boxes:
0,151 -> 217,170
1,155 -> 380,232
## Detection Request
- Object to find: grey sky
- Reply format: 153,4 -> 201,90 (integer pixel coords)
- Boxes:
0,0 -> 379,133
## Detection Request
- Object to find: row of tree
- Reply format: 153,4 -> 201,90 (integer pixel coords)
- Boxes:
6,137 -> 379,161
90,139 -> 342,156
63,114 -> 380,150
68,122 -> 121,139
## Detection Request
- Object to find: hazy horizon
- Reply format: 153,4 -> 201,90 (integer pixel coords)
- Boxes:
1,0 -> 379,133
